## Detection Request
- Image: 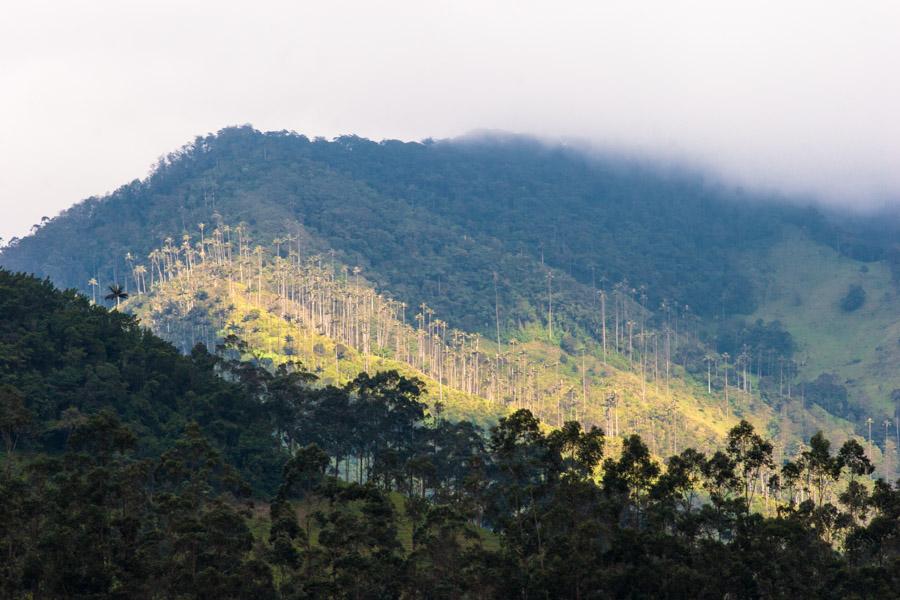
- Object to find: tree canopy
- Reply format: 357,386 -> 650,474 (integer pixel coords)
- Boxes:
1,270 -> 898,598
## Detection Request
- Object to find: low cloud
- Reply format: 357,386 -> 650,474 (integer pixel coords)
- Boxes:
2,1 -> 898,241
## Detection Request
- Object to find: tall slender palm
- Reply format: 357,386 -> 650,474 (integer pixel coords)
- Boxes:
704,353 -> 716,394
884,420 -> 893,473
105,284 -> 128,309
124,252 -> 134,294
88,278 -> 99,305
546,270 -> 553,339
134,265 -> 147,295
722,352 -> 731,404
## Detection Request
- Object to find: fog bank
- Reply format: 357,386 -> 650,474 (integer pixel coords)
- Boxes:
2,1 -> 898,241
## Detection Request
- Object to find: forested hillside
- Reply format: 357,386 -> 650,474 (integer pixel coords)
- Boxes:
2,270 -> 899,598
6,126 -> 895,328
120,227 -> 863,467
0,269 -> 289,492
2,125 -> 898,461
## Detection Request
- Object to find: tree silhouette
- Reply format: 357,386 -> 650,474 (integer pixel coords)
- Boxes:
105,284 -> 128,309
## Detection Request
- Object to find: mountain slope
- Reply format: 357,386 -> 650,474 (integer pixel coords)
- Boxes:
4,272 -> 899,599
5,126 -> 879,328
2,126 -> 897,444
745,228 -> 900,420
119,232 -> 862,462
0,268 -> 288,492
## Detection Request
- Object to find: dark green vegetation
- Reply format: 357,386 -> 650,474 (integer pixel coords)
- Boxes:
0,271 -> 900,598
1,128 -> 898,597
3,127 -> 899,449
840,284 -> 867,313
2,271 -> 899,598
0,269 -> 286,492
4,126 -> 896,331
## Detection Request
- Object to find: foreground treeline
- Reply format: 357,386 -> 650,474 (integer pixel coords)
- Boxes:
3,377 -> 899,599
1,269 -> 899,599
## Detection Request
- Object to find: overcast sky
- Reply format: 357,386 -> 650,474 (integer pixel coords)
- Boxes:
2,1 -> 899,241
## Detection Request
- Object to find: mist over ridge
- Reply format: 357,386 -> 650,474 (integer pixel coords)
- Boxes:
3,1 -> 900,241
4,4 -> 900,596
450,128 -> 900,219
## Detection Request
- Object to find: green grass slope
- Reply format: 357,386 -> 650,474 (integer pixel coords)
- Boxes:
746,228 -> 900,420
122,248 -> 856,460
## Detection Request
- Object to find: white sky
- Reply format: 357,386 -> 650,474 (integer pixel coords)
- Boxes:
2,1 -> 899,241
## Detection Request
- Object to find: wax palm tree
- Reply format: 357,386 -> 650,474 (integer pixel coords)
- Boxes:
105,284 -> 128,309
88,278 -> 99,305
704,353 -> 716,394
134,265 -> 147,295
124,252 -> 135,294
722,352 -> 731,404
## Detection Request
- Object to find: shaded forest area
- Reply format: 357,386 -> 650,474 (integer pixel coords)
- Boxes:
1,270 -> 898,599
4,127 -> 896,338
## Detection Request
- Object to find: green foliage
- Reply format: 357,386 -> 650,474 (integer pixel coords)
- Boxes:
0,269 -> 287,492
805,373 -> 853,418
4,126 -> 893,439
165,230 -> 869,461
840,283 -> 867,312
6,127 -> 892,341
2,127 -> 900,595
716,318 -> 796,363
0,411 -> 275,598
0,275 -> 898,597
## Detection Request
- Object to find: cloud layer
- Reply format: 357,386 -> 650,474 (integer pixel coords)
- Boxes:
2,1 -> 899,241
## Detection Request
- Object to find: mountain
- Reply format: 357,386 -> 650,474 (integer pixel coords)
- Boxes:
2,126 -> 899,452
2,269 -> 899,599
3,129 -> 900,596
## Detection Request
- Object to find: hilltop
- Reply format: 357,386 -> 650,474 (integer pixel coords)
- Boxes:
1,126 -> 898,457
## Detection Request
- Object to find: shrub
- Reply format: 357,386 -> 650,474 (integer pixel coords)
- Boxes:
840,285 -> 866,312
805,373 -> 851,417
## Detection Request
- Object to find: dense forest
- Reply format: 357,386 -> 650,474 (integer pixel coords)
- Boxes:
4,127 -> 897,334
1,127 -> 898,598
3,127 -> 898,447
1,270 -> 898,599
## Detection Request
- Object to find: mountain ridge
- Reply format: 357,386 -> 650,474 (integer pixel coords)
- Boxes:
2,125 -> 898,453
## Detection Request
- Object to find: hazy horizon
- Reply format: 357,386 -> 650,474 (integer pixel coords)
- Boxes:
2,1 -> 899,242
